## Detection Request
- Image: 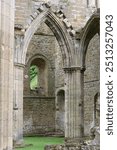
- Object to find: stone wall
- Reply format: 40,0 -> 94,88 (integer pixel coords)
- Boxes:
23,22 -> 65,135
55,40 -> 64,90
44,144 -> 100,150
15,0 -> 32,25
84,34 -> 100,136
15,0 -> 99,29
23,23 -> 57,135
23,16 -> 100,138
24,23 -> 56,97
58,0 -> 100,29
15,0 -> 100,140
23,96 -> 55,135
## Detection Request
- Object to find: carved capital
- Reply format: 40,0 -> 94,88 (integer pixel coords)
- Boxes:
14,63 -> 25,68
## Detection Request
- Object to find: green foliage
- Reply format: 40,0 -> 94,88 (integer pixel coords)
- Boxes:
30,65 -> 39,90
16,137 -> 64,150
30,65 -> 38,81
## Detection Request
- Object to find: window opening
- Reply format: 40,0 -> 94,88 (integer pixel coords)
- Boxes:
30,65 -> 39,90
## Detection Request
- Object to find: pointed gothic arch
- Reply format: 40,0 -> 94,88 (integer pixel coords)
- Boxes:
80,10 -> 100,68
14,3 -> 85,142
15,4 -> 75,67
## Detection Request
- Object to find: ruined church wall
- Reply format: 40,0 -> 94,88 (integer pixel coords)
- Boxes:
23,22 -> 65,135
15,0 -> 100,138
23,24 -> 57,135
84,34 -> 100,136
23,24 -> 56,97
23,97 -> 55,136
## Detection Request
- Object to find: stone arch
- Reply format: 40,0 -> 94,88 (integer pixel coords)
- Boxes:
14,3 -> 85,142
17,3 -> 75,67
55,88 -> 65,134
80,10 -> 100,68
24,54 -> 53,96
26,54 -> 51,67
80,10 -> 100,136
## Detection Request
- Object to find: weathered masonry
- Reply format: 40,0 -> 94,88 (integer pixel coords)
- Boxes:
0,0 -> 100,150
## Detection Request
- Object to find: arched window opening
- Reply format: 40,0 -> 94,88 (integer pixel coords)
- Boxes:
29,57 -> 48,96
30,65 -> 39,90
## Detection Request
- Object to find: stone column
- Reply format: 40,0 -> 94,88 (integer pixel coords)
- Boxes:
64,67 -> 84,144
13,63 -> 24,146
0,0 -> 14,149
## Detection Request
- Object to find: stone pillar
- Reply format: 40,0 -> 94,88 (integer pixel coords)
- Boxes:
0,0 -> 14,149
64,67 -> 84,144
13,63 -> 24,146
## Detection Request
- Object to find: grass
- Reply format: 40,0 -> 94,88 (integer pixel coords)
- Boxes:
16,137 -> 64,150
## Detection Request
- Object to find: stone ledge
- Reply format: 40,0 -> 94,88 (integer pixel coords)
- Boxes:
23,96 -> 55,99
44,144 -> 81,150
14,144 -> 33,149
44,144 -> 100,150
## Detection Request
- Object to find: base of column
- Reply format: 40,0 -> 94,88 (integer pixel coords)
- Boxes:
13,139 -> 24,148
